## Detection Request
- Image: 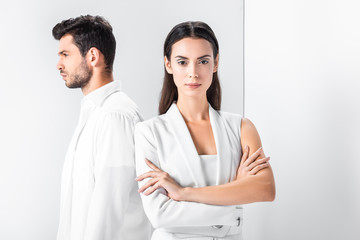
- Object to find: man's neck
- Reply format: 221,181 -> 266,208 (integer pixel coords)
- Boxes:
81,74 -> 114,96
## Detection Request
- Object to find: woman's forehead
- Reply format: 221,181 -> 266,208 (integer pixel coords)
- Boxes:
171,38 -> 213,58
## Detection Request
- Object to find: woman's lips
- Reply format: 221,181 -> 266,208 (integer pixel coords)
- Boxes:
185,83 -> 201,89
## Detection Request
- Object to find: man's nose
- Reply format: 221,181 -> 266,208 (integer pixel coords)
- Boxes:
57,60 -> 63,71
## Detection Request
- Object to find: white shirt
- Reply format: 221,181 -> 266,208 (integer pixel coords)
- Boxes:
199,155 -> 218,186
57,81 -> 152,240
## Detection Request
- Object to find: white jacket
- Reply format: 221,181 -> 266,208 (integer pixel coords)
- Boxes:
135,103 -> 243,239
57,81 -> 152,240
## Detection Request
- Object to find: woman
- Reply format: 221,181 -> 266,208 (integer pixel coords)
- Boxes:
135,21 -> 275,239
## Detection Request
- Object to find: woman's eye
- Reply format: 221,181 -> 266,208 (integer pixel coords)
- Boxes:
199,60 -> 209,64
177,60 -> 186,65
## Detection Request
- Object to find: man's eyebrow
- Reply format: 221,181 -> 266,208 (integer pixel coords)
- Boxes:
58,50 -> 68,55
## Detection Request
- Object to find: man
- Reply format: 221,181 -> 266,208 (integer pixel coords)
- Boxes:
53,15 -> 151,240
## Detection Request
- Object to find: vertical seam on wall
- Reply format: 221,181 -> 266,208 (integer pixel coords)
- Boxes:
242,0 -> 245,117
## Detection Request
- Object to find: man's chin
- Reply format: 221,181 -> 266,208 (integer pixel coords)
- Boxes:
65,81 -> 81,89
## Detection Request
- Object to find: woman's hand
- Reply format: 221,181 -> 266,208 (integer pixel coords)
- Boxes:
136,147 -> 270,201
236,145 -> 270,180
136,159 -> 185,201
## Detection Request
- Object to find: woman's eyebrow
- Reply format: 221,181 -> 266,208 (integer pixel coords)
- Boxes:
174,55 -> 188,59
197,55 -> 211,59
174,55 -> 211,59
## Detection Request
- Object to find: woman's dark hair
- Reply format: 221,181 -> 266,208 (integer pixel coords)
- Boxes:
159,21 -> 221,114
52,15 -> 116,73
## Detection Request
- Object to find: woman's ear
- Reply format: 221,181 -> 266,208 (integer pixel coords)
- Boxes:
213,54 -> 219,72
164,56 -> 173,74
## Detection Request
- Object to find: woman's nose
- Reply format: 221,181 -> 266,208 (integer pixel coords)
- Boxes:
188,63 -> 198,78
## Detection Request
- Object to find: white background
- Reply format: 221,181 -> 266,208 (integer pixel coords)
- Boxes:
244,0 -> 360,239
0,0 -> 243,239
1,0 -> 359,240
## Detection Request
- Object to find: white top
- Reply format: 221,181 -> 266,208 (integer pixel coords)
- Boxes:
199,155 -> 218,186
57,81 -> 152,240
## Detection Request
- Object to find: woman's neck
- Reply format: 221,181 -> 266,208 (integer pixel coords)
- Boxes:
176,96 -> 209,122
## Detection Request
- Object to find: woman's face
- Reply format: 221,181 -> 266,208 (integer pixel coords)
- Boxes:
165,37 -> 218,99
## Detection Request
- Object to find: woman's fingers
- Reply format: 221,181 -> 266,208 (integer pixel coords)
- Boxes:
144,183 -> 161,196
145,158 -> 161,171
249,162 -> 270,175
243,147 -> 263,167
247,157 -> 270,171
136,171 -> 158,181
240,145 -> 249,164
136,159 -> 162,181
138,178 -> 159,193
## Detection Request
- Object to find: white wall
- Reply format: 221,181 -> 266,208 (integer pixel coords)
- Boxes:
0,1 -> 243,239
243,0 -> 360,239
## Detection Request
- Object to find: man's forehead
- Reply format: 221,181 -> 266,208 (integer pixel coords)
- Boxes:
58,34 -> 77,52
60,33 -> 74,43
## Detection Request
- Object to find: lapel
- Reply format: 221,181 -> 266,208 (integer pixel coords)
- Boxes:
208,105 -> 232,185
166,103 -> 231,187
166,103 -> 206,187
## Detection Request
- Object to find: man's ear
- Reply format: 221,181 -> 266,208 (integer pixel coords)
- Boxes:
213,54 -> 219,73
164,56 -> 173,74
87,47 -> 100,67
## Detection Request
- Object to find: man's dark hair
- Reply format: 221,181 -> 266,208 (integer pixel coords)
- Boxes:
52,15 -> 116,73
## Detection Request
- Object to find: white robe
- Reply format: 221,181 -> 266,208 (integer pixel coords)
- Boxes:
57,81 -> 152,240
135,103 -> 243,239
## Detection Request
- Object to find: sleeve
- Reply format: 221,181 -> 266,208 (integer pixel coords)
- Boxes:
83,112 -> 138,240
134,122 -> 242,229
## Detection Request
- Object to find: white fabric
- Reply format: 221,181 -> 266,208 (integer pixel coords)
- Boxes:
135,103 -> 244,240
152,230 -> 243,240
199,155 -> 218,186
57,81 -> 152,240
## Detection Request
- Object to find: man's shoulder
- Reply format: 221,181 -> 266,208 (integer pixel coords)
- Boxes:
100,91 -> 142,123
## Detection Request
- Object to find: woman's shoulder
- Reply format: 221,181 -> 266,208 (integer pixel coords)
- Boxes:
217,110 -> 257,128
217,110 -> 260,143
239,117 -> 259,138
217,110 -> 243,125
135,114 -> 168,132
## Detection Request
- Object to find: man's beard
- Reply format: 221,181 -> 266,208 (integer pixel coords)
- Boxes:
66,59 -> 92,89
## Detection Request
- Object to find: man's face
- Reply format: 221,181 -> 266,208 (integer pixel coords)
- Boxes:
57,34 -> 92,89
